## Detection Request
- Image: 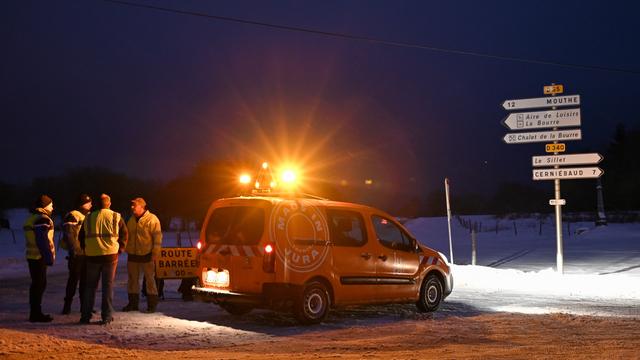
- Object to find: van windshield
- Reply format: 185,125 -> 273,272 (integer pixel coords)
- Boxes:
205,206 -> 265,245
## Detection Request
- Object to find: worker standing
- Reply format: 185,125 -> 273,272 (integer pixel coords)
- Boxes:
24,195 -> 56,322
122,197 -> 163,313
61,194 -> 92,314
79,194 -> 127,325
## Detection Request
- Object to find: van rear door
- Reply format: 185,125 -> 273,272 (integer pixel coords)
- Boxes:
201,201 -> 269,293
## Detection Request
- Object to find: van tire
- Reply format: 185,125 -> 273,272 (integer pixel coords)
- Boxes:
416,273 -> 443,312
294,281 -> 330,324
220,303 -> 253,316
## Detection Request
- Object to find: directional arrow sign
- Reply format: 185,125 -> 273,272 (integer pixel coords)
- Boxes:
503,129 -> 581,144
502,95 -> 580,110
532,167 -> 604,181
532,153 -> 603,167
502,108 -> 580,130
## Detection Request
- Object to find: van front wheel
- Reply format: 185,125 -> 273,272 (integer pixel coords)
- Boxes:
416,274 -> 443,312
294,281 -> 330,324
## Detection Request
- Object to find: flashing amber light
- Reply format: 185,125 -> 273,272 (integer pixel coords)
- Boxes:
281,169 -> 296,184
254,181 -> 260,189
196,241 -> 202,250
364,179 -> 373,185
262,162 -> 269,169
264,244 -> 274,254
239,174 -> 251,184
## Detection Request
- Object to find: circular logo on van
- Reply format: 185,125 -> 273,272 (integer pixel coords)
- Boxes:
269,199 -> 330,273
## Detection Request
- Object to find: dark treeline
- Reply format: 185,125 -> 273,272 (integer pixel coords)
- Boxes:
1,125 -> 638,223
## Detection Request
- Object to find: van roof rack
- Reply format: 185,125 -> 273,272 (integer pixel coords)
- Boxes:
245,191 -> 328,201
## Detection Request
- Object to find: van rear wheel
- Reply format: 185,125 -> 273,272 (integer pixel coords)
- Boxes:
220,303 -> 253,316
416,274 -> 443,312
294,281 -> 330,324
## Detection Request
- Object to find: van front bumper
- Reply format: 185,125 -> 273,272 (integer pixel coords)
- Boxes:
444,272 -> 454,297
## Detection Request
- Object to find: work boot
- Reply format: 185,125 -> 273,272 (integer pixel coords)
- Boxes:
61,299 -> 72,315
122,293 -> 139,312
29,313 -> 53,323
147,295 -> 159,313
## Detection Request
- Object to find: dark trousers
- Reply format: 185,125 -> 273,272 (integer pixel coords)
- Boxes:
82,259 -> 117,322
27,258 -> 47,315
64,255 -> 87,307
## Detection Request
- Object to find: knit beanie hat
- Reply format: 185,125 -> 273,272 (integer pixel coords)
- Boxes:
77,193 -> 92,207
36,194 -> 53,209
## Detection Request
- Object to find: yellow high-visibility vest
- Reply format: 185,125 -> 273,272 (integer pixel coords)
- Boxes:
83,209 -> 121,256
23,212 -> 54,260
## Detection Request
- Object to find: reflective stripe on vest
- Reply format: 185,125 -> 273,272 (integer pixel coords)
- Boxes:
60,210 -> 85,251
84,209 -> 121,256
24,214 -> 54,260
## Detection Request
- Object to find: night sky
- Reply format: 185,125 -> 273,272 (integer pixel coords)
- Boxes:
3,0 -> 639,197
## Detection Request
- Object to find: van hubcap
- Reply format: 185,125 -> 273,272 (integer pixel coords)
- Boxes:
306,292 -> 324,316
427,285 -> 438,303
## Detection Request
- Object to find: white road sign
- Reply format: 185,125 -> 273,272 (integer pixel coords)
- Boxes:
502,95 -> 580,110
532,153 -> 603,167
532,167 -> 604,181
502,108 -> 581,130
549,199 -> 566,206
503,129 -> 582,144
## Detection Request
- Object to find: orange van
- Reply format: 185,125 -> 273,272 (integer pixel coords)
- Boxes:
192,194 -> 453,324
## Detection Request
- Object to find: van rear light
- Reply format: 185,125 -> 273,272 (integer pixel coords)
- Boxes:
196,241 -> 202,251
263,243 -> 275,273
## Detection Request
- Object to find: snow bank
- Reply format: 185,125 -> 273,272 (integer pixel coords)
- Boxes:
453,264 -> 640,300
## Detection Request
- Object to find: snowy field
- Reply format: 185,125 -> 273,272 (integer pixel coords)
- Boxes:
0,208 -> 638,358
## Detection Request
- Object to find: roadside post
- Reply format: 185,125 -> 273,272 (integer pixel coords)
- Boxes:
501,84 -> 604,274
445,177 -> 454,265
471,227 -> 477,265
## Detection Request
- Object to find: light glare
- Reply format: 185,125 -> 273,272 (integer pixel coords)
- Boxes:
282,169 -> 296,183
239,174 -> 251,184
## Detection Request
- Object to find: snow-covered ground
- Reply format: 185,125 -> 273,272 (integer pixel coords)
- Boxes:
0,209 -> 638,358
404,215 -> 640,318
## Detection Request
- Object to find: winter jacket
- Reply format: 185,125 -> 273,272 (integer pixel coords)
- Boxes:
23,208 -> 55,265
126,210 -> 162,262
80,208 -> 128,262
62,210 -> 86,256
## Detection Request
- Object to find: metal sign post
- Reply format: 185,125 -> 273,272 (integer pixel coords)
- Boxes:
549,85 -> 565,274
445,178 -> 454,265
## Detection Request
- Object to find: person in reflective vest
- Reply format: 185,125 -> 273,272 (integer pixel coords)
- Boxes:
79,194 -> 128,325
60,193 -> 92,315
122,197 -> 163,313
24,194 -> 56,323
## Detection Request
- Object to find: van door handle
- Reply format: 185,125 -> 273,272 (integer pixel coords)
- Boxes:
378,254 -> 387,261
360,252 -> 372,260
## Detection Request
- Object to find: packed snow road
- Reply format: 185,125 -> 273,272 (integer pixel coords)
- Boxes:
0,267 -> 638,359
1,213 -> 639,358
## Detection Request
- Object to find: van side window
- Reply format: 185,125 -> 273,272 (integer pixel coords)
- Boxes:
372,215 -> 414,252
327,209 -> 367,247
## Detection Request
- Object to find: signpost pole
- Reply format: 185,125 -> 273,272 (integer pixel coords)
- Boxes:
445,178 -> 454,265
550,85 -> 564,274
